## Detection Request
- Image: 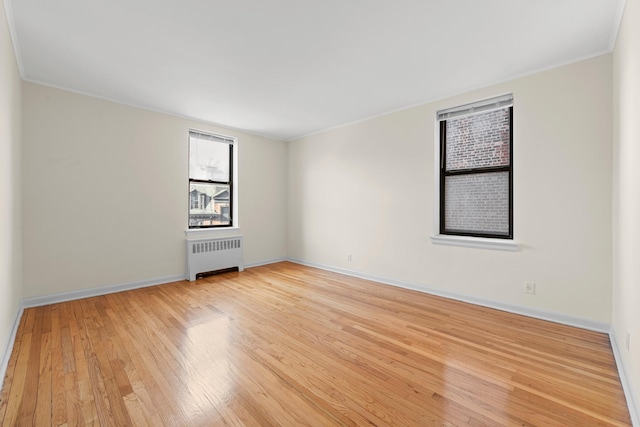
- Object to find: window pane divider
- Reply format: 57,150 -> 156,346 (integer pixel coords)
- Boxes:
189,178 -> 231,185
444,165 -> 510,176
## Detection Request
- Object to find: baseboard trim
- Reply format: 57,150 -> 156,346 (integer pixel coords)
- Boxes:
22,274 -> 187,309
245,257 -> 288,269
287,258 -> 610,333
19,259 -> 288,310
0,303 -> 24,394
610,327 -> 640,426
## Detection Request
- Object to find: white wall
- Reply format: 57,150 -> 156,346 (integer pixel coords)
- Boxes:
22,82 -> 287,298
0,0 -> 22,376
613,0 -> 640,417
289,54 -> 613,325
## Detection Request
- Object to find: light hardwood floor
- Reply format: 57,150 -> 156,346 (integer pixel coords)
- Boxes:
0,262 -> 632,426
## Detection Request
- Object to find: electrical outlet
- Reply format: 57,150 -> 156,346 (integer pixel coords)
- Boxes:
347,253 -> 352,262
626,332 -> 631,351
524,282 -> 536,295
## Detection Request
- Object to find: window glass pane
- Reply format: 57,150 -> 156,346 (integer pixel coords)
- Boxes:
445,107 -> 510,171
189,136 -> 230,182
189,183 -> 231,227
444,172 -> 509,235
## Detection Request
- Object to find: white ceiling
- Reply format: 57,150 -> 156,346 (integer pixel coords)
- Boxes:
7,0 -> 624,141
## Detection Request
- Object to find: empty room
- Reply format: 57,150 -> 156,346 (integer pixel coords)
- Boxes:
1,0 -> 639,425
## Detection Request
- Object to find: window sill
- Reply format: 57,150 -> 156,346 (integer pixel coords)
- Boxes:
185,227 -> 241,240
430,234 -> 519,251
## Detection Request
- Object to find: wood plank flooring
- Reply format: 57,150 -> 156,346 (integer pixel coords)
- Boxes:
0,262 -> 632,426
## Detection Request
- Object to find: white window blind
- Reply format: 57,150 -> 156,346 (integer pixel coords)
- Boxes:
438,94 -> 513,121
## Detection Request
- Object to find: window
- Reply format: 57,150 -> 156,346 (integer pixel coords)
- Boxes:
438,95 -> 513,239
188,130 -> 234,228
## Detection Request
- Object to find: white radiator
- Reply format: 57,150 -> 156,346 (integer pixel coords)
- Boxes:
186,236 -> 244,281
